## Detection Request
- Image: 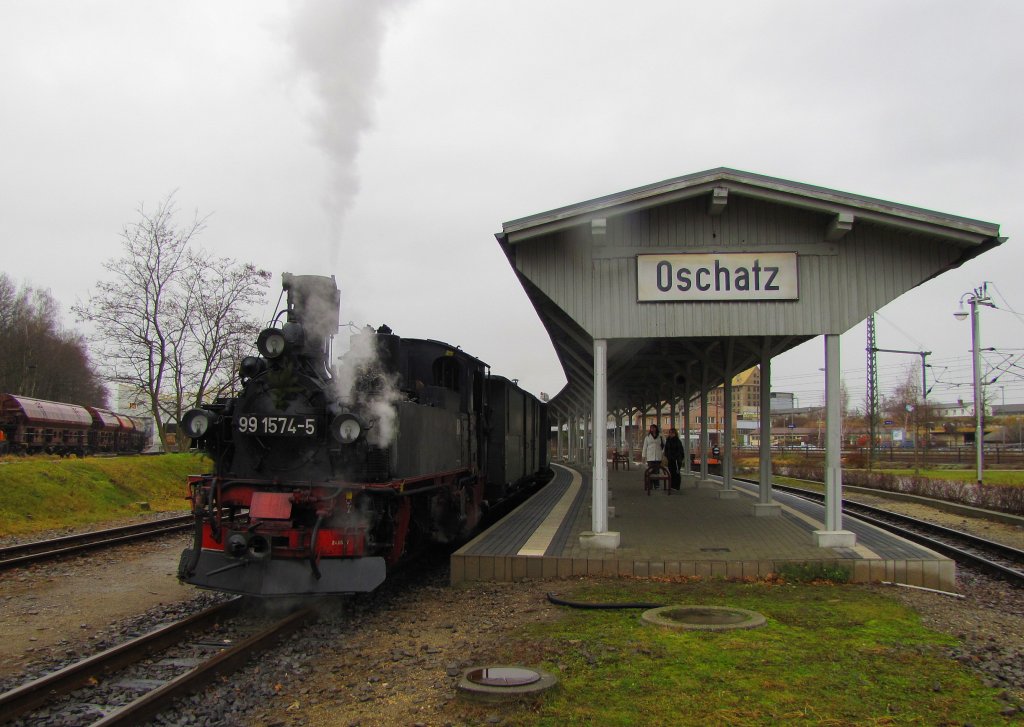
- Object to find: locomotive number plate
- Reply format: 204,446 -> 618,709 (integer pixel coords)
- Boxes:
236,415 -> 318,437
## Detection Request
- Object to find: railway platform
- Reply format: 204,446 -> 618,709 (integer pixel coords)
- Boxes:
451,462 -> 956,591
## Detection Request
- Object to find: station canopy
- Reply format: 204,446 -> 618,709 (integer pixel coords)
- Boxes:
495,168 -> 1002,416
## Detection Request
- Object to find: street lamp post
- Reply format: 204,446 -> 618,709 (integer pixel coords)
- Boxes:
954,283 -> 994,486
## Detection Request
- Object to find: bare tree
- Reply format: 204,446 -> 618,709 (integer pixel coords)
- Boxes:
74,194 -> 269,449
170,256 -> 270,409
881,365 -> 921,447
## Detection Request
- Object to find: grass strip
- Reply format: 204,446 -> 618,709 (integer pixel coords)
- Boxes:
457,579 -> 1010,726
0,453 -> 209,535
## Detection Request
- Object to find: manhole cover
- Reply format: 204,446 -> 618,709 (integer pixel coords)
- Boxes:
457,665 -> 558,702
641,605 -> 766,631
467,667 -> 542,687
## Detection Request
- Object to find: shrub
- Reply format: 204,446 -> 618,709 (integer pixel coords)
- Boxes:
778,561 -> 851,583
771,463 -> 1024,516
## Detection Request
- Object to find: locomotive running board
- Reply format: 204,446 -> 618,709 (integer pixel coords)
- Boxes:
179,550 -> 386,596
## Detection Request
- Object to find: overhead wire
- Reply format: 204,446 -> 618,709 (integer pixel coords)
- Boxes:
989,282 -> 1024,330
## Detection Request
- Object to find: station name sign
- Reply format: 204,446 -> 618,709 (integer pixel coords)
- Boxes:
637,252 -> 798,302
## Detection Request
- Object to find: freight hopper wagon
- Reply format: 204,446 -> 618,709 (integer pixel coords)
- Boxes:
0,393 -> 147,456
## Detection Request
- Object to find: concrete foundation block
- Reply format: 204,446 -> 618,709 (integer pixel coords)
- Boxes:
752,503 -> 782,517
579,531 -> 621,549
813,529 -> 857,548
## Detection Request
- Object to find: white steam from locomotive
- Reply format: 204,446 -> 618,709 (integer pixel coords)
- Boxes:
333,325 -> 403,448
281,274 -> 403,449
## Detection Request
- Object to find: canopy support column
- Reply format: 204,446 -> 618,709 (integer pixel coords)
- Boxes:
681,394 -> 693,485
815,334 -> 856,547
718,351 -> 738,498
753,338 -> 781,516
698,363 -> 714,486
580,338 -> 619,549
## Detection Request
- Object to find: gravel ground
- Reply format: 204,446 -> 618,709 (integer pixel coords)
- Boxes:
1,503 -> 1023,725
872,572 -> 1024,715
0,526 -> 200,682
135,566 -> 1024,727
842,491 -> 1024,551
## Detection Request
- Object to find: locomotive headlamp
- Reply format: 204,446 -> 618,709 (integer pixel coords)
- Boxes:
330,412 -> 365,444
256,328 -> 287,359
181,409 -> 217,438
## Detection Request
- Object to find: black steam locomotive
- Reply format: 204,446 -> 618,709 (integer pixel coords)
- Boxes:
178,273 -> 548,596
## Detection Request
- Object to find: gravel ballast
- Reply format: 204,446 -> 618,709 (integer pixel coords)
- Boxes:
2,508 -> 1023,724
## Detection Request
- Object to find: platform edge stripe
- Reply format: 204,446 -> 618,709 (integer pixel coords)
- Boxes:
547,466 -> 590,555
517,467 -> 582,556
453,465 -> 572,556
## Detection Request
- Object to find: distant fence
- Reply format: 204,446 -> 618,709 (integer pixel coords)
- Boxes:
557,443 -> 1024,470
731,445 -> 1024,469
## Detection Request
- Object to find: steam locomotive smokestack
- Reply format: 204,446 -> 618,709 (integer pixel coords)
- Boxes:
281,272 -> 340,360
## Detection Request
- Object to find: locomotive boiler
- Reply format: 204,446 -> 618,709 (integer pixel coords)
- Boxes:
178,273 -> 548,596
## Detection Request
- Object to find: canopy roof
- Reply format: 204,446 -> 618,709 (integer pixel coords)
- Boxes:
496,168 -> 1003,416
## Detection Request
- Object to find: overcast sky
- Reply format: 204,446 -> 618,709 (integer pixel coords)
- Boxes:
2,0 -> 1022,409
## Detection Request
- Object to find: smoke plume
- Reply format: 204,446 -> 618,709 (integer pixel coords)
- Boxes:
287,0 -> 410,264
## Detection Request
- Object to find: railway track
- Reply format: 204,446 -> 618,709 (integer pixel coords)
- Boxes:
0,597 -> 318,726
0,516 -> 194,571
752,479 -> 1024,586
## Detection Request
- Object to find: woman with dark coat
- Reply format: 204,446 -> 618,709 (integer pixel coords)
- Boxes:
663,428 -> 684,490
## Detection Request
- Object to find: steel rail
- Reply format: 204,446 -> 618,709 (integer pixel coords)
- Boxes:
773,482 -> 1024,564
0,516 -> 194,570
0,597 -> 318,726
0,515 -> 193,557
747,478 -> 1024,586
0,597 -> 243,722
91,605 -> 318,727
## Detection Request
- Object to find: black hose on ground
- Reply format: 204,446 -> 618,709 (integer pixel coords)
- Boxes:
546,592 -> 662,610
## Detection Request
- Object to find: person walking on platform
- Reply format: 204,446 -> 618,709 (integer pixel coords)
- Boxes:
642,424 -> 664,487
664,428 -> 683,490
